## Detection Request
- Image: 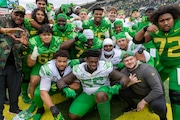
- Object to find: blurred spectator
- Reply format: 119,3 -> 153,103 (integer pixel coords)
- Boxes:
25,0 -> 54,24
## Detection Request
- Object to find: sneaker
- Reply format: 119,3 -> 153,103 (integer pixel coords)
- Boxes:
2,116 -> 5,120
12,110 -> 34,120
9,109 -> 22,114
122,106 -> 136,112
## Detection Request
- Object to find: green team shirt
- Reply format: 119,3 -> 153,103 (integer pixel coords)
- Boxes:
111,26 -> 135,39
133,16 -> 156,50
83,19 -> 111,40
28,35 -> 62,65
24,18 -> 38,38
69,36 -> 103,59
53,23 -> 76,42
150,20 -> 180,67
132,16 -> 158,64
133,16 -> 151,32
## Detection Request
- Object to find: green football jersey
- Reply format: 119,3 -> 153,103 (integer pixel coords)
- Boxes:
69,37 -> 102,59
53,23 -> 76,42
111,27 -> 135,39
134,18 -> 156,52
28,36 -> 62,65
150,20 -> 180,67
83,19 -> 111,40
24,18 -> 38,38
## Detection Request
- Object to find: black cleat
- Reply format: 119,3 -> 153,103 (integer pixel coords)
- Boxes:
9,109 -> 22,114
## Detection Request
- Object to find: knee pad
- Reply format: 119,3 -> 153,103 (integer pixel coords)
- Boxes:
169,90 -> 180,105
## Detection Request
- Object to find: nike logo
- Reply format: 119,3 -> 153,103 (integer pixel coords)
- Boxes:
174,28 -> 180,32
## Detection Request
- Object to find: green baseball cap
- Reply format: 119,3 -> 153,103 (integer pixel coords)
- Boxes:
115,32 -> 126,40
122,51 -> 135,61
131,8 -> 138,13
118,10 -> 125,15
114,20 -> 123,27
57,13 -> 67,20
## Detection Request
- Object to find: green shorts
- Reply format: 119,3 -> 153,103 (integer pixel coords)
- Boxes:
159,65 -> 180,91
69,86 -> 112,116
30,63 -> 42,76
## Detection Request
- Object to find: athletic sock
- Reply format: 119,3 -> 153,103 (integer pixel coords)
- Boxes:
97,101 -> 110,120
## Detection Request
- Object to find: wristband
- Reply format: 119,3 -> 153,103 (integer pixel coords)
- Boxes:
30,55 -> 38,60
143,26 -> 149,32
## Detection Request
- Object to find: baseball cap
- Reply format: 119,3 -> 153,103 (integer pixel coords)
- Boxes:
131,8 -> 138,13
79,8 -> 88,13
122,52 -> 135,61
114,20 -> 123,27
13,5 -> 26,15
115,32 -> 126,40
57,13 -> 67,20
118,10 -> 125,15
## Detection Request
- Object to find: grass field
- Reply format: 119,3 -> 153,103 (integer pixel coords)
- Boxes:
4,80 -> 172,120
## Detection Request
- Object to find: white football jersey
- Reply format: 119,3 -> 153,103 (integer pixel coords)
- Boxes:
73,61 -> 113,95
39,59 -> 71,91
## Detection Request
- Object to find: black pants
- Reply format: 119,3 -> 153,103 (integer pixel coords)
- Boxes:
0,65 -> 22,120
119,87 -> 167,120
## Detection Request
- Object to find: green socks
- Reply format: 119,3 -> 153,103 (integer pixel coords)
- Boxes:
97,101 -> 110,120
21,83 -> 32,103
172,104 -> 180,120
28,101 -> 37,113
